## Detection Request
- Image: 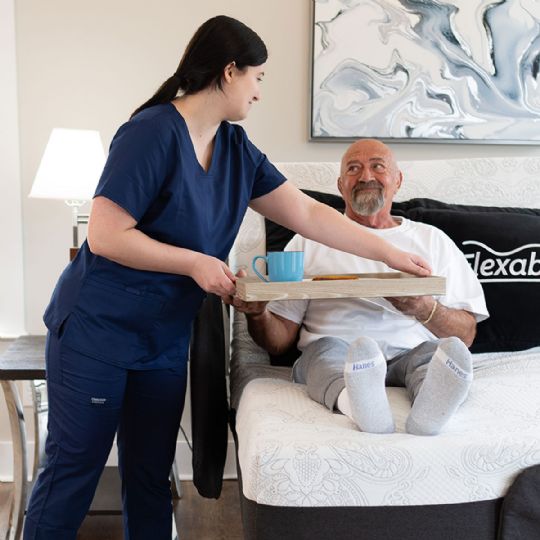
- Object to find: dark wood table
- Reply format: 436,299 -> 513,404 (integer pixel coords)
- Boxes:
0,335 -> 181,540
0,336 -> 46,540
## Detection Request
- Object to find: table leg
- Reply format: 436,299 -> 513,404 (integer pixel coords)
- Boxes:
30,381 -> 48,481
172,512 -> 179,540
0,381 -> 28,540
170,458 -> 183,500
171,454 -> 182,539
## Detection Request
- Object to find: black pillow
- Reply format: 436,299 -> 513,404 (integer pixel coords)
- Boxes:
403,201 -> 540,353
264,193 -> 540,360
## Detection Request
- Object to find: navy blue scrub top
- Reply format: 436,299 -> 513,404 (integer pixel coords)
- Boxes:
44,103 -> 286,370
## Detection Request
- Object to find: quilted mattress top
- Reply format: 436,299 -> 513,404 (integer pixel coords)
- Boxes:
235,347 -> 540,507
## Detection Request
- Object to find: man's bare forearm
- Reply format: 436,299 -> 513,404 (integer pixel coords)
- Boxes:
423,302 -> 477,347
387,296 -> 477,348
246,310 -> 299,356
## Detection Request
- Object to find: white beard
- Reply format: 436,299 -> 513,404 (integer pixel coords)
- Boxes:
351,185 -> 384,216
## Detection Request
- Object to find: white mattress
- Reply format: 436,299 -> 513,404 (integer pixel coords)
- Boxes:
236,347 -> 540,507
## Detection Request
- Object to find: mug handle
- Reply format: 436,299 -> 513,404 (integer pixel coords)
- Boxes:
252,255 -> 269,282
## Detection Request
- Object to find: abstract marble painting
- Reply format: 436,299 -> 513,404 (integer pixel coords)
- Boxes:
311,0 -> 540,142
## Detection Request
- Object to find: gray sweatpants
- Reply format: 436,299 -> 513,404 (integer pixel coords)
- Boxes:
292,336 -> 440,411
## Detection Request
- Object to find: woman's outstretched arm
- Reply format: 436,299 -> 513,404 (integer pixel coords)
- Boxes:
249,182 -> 431,277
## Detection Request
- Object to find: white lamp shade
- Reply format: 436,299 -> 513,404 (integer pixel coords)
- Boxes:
29,128 -> 106,201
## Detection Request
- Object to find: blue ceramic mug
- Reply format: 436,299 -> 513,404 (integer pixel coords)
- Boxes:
252,251 -> 304,282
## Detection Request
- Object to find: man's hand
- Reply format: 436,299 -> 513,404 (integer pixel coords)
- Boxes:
221,268 -> 268,317
222,268 -> 302,354
385,295 -> 434,321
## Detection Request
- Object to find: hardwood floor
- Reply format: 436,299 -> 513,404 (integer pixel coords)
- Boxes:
172,481 -> 243,540
0,480 -> 243,539
0,485 -> 10,539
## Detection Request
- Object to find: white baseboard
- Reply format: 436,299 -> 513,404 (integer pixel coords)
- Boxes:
0,439 -> 237,482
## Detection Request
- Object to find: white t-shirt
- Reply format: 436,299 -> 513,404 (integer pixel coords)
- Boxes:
268,216 -> 489,359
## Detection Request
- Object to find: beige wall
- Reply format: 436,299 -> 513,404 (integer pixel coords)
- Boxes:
0,0 -> 25,338
3,0 -> 540,479
15,0 -> 540,334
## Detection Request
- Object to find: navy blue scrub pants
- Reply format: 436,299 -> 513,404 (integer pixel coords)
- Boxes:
23,332 -> 187,540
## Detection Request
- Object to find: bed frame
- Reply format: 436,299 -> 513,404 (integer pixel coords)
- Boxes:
222,156 -> 540,540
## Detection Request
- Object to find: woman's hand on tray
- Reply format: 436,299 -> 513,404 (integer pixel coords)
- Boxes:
385,248 -> 432,277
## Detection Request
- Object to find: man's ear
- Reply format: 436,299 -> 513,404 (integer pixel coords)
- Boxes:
337,176 -> 343,195
396,170 -> 403,191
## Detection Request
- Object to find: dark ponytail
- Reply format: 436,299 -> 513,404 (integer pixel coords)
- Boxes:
131,15 -> 268,119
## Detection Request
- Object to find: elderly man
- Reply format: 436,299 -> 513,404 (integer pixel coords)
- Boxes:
227,140 -> 488,435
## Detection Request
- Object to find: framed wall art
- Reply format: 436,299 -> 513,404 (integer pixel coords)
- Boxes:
310,0 -> 540,143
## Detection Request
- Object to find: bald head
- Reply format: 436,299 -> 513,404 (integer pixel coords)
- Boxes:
340,139 -> 398,176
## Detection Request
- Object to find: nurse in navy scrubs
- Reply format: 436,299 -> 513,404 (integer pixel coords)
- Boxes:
23,15 -> 430,540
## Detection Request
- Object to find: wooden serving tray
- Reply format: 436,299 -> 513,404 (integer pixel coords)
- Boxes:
235,272 -> 446,302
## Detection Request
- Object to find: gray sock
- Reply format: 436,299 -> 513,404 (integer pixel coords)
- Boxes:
344,337 -> 395,434
406,337 -> 473,436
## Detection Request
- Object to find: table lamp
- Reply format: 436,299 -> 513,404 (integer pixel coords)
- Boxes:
29,128 -> 106,260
